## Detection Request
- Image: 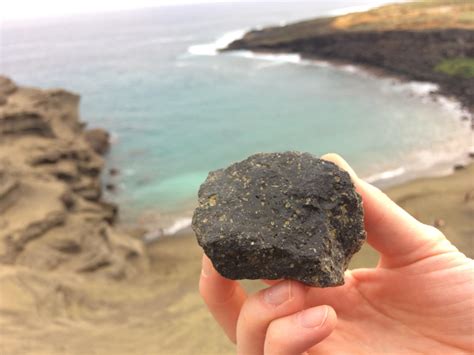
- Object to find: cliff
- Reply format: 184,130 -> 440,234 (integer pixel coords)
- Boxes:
0,76 -> 146,279
226,1 -> 474,115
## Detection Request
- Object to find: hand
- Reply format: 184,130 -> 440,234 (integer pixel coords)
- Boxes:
199,154 -> 474,355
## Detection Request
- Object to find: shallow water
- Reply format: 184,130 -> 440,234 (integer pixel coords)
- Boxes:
2,1 -> 471,232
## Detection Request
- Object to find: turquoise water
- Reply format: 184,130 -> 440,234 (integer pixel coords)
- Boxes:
2,1 -> 471,230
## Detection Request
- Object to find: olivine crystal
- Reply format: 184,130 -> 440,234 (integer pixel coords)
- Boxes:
192,152 -> 365,287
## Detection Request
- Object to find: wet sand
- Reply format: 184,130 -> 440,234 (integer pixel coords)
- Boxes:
1,164 -> 472,355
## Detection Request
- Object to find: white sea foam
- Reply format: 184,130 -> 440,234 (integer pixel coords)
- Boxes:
163,217 -> 192,236
234,50 -> 304,65
188,29 -> 247,56
393,81 -> 472,122
143,216 -> 192,242
364,167 -> 406,184
395,81 -> 439,96
109,132 -> 120,144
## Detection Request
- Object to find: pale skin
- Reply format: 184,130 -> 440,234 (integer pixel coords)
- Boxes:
199,154 -> 474,355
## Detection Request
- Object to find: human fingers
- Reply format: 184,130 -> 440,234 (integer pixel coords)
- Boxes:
264,305 -> 337,355
236,280 -> 306,355
321,153 -> 453,267
199,254 -> 247,343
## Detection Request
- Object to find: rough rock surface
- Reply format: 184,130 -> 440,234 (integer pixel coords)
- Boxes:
192,152 -> 365,287
84,128 -> 110,155
0,76 -> 146,279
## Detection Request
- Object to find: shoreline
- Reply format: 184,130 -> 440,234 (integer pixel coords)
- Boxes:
224,2 -> 474,116
223,40 -> 473,121
147,38 -> 474,240
139,152 -> 473,242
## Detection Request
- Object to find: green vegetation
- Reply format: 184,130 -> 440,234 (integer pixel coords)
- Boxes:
435,58 -> 474,78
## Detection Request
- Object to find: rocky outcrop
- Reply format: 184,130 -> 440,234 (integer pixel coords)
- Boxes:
84,128 -> 110,155
0,76 -> 146,280
227,22 -> 474,115
0,110 -> 55,137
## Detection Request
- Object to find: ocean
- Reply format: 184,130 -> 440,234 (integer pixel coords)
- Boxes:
2,1 -> 471,235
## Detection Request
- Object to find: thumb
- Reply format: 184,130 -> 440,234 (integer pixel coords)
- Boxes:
264,305 -> 337,355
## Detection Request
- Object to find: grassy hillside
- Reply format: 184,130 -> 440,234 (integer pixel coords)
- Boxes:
235,1 -> 474,46
332,0 -> 474,31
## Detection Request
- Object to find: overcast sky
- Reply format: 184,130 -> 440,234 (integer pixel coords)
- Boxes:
1,0 -> 317,21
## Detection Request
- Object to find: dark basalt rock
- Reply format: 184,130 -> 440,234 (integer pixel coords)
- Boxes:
192,152 -> 365,287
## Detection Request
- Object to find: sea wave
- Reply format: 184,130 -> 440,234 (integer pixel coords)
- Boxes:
234,51 -> 304,65
163,217 -> 192,235
364,167 -> 406,184
363,142 -> 471,187
143,216 -> 192,243
188,29 -> 247,56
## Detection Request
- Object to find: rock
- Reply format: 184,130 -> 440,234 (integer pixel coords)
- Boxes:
105,183 -> 116,192
60,191 -> 76,210
84,128 -> 110,155
192,152 -> 366,287
0,76 -> 17,97
464,191 -> 473,203
2,211 -> 67,264
72,177 -> 102,201
0,172 -> 20,213
109,168 -> 120,176
49,160 -> 78,182
0,77 -> 146,280
78,157 -> 103,177
0,111 -> 54,137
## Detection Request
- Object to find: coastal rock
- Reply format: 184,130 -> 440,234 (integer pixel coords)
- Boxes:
84,128 -> 110,155
0,172 -> 20,214
192,152 -> 366,287
0,110 -> 55,137
0,76 -> 17,94
0,77 -> 146,280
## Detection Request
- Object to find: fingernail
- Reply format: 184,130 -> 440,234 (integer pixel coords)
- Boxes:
298,306 -> 328,328
264,281 -> 291,305
201,256 -> 213,277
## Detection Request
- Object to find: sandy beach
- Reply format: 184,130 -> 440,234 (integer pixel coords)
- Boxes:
1,162 -> 472,355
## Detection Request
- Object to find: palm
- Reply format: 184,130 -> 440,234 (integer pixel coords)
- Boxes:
306,251 -> 473,354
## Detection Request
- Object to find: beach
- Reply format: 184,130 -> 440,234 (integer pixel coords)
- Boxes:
1,1 -> 473,353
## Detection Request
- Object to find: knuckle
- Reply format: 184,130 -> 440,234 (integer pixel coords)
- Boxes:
421,224 -> 446,241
